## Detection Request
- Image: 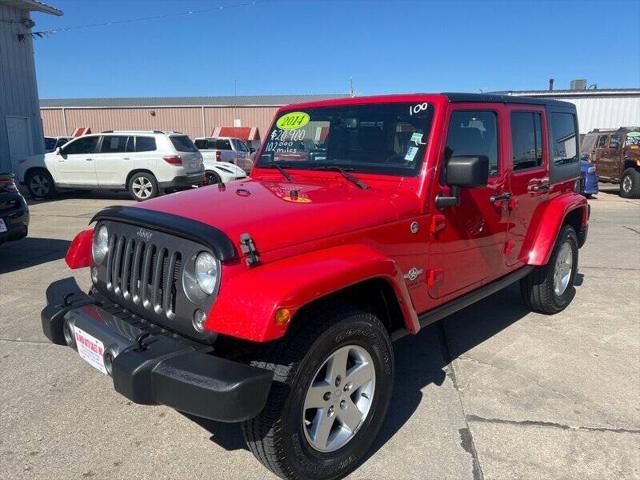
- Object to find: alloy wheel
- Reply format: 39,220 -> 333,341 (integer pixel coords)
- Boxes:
553,241 -> 573,296
29,174 -> 50,197
132,177 -> 153,199
302,345 -> 375,453
622,175 -> 632,193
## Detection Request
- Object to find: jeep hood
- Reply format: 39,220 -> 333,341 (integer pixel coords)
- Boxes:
136,177 -> 419,255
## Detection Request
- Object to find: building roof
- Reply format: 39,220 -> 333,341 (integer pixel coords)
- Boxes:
0,0 -> 63,15
496,88 -> 640,98
40,94 -> 350,109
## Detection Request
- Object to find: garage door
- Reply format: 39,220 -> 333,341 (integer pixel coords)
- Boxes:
6,116 -> 32,171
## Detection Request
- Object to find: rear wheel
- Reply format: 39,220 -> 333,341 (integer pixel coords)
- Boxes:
128,172 -> 158,201
26,169 -> 55,198
205,171 -> 222,185
241,307 -> 393,480
620,168 -> 640,198
521,224 -> 578,314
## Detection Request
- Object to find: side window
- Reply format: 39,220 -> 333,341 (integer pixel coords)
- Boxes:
445,110 -> 499,176
511,112 -> 544,171
63,136 -> 99,155
216,139 -> 232,150
126,137 -> 135,152
194,139 -> 208,149
100,136 -> 128,153
550,113 -> 578,165
135,136 -> 156,152
609,134 -> 621,150
597,135 -> 608,148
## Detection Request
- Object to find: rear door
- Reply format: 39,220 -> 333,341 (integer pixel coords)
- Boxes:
95,135 -> 130,186
216,139 -> 235,163
56,135 -> 99,185
428,104 -> 510,300
505,106 -> 549,267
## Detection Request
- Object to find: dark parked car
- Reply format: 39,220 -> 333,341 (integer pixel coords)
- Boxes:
0,173 -> 29,245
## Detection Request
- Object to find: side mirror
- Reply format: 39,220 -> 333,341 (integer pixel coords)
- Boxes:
436,155 -> 489,209
250,147 -> 256,153
55,146 -> 62,155
446,155 -> 489,187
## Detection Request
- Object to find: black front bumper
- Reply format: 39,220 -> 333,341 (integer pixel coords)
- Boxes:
0,193 -> 29,243
41,277 -> 272,422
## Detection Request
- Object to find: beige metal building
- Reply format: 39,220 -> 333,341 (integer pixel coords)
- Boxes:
39,94 -> 347,146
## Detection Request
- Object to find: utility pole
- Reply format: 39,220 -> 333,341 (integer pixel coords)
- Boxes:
349,78 -> 355,97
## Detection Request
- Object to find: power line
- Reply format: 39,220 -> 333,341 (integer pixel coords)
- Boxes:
30,0 -> 262,37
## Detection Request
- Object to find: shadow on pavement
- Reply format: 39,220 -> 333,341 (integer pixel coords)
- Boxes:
0,237 -> 70,274
26,190 -> 133,206
183,279 -> 585,464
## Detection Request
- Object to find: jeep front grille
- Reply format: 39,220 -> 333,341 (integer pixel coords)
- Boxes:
105,233 -> 182,320
93,220 -> 217,341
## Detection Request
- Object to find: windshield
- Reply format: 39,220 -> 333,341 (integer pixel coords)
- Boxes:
257,102 -> 434,176
232,139 -> 249,152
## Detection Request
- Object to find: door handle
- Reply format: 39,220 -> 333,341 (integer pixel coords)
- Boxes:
490,192 -> 512,204
123,157 -> 130,160
530,183 -> 549,192
85,158 -> 93,162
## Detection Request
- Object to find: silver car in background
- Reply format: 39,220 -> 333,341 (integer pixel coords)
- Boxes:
195,137 -> 254,175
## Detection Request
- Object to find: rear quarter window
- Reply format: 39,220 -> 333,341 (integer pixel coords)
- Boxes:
550,113 -> 578,165
170,135 -> 198,153
135,136 -> 157,152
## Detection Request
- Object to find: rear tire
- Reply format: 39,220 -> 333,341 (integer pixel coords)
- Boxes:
26,169 -> 55,198
205,171 -> 222,185
241,306 -> 393,480
521,225 -> 578,314
620,168 -> 640,198
128,172 -> 158,201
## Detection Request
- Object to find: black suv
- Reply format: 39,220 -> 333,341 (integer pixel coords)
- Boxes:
0,174 -> 29,245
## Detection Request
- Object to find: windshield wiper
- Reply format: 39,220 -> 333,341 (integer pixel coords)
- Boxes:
264,162 -> 293,181
309,166 -> 369,190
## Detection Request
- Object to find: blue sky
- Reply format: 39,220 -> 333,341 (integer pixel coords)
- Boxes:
32,0 -> 640,98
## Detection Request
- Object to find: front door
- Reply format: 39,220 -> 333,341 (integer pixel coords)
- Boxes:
594,134 -> 617,180
428,105 -> 510,300
505,107 -> 549,267
95,135 -> 130,186
55,135 -> 99,185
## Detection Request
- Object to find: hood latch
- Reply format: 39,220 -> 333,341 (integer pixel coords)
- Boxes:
239,233 -> 260,267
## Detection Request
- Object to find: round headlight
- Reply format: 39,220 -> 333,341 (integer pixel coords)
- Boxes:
92,225 -> 109,264
194,252 -> 218,295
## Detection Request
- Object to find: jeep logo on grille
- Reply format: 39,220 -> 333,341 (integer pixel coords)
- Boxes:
136,228 -> 153,241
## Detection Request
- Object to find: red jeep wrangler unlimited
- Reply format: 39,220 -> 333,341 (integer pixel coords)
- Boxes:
42,93 -> 588,480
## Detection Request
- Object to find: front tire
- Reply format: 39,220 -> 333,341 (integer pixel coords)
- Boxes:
620,168 -> 640,198
521,224 -> 578,314
242,307 -> 393,480
128,172 -> 158,201
26,169 -> 55,198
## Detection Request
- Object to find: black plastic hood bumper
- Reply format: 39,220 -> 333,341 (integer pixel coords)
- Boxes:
41,277 -> 272,423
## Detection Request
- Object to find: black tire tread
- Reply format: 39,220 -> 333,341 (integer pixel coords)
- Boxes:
241,305 -> 389,480
521,224 -> 578,314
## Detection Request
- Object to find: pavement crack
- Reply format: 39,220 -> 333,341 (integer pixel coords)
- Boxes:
466,414 -> 640,435
0,338 -> 52,345
437,323 -> 485,480
622,225 -> 640,235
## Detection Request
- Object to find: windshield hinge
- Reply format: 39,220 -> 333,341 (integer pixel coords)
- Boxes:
239,233 -> 260,267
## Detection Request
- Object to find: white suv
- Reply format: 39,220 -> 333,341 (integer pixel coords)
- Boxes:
17,131 -> 205,201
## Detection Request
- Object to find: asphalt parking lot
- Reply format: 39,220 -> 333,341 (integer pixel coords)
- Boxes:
1,186 -> 638,480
